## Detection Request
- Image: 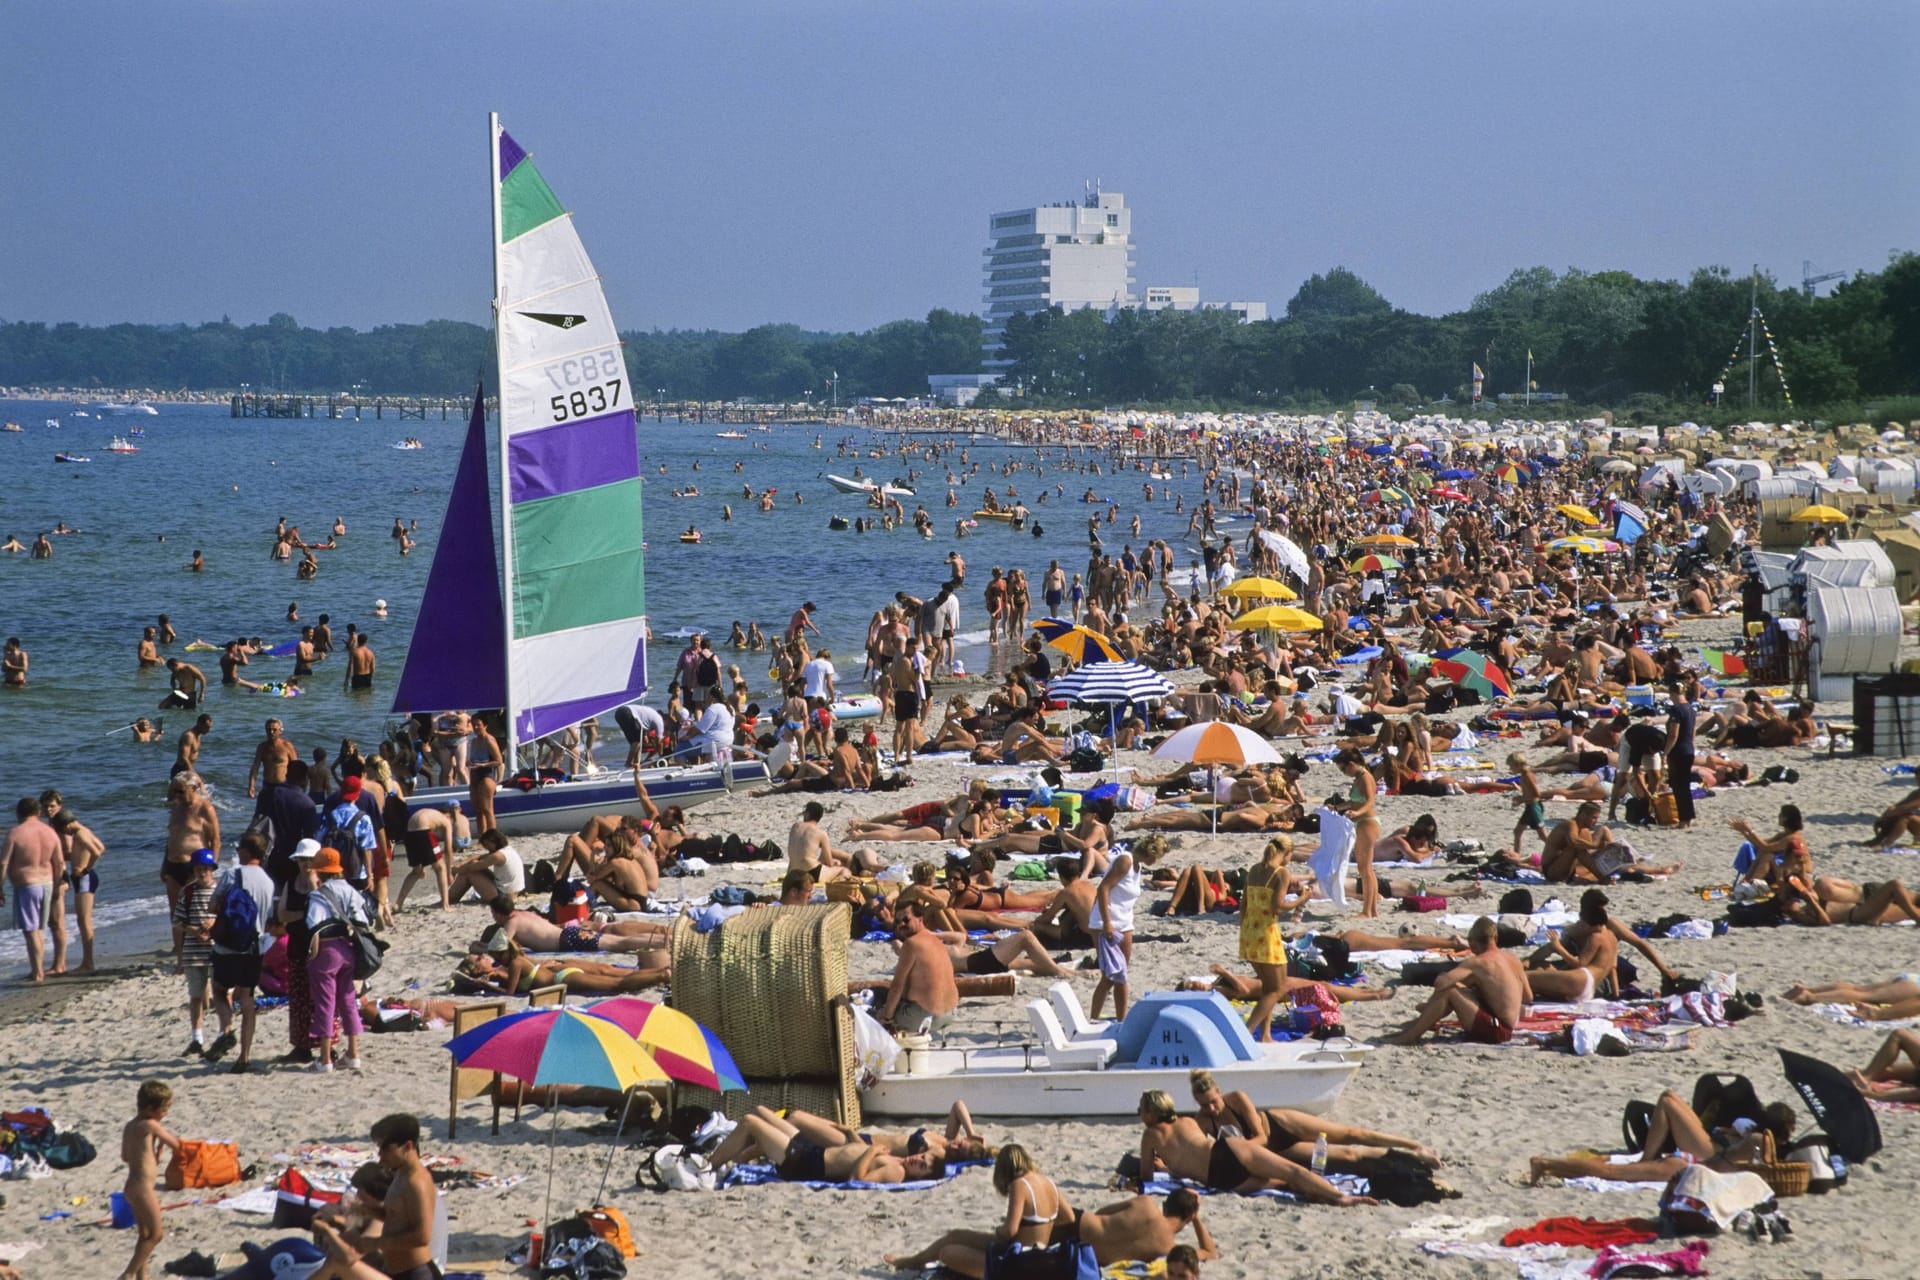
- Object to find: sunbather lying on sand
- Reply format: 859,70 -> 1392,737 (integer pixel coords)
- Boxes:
1190,964 -> 1396,1005
781,1101 -> 993,1164
886,1186 -> 1218,1273
1785,975 -> 1920,1006
1187,1069 -> 1441,1169
1136,1089 -> 1376,1205
930,926 -> 1071,979
456,941 -> 667,996
1850,1028 -> 1920,1102
481,896 -> 671,955
706,1106 -> 944,1184
1523,1088 -> 1794,1185
1787,876 -> 1920,927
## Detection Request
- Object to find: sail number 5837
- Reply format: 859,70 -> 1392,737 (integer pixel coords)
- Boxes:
549,380 -> 623,423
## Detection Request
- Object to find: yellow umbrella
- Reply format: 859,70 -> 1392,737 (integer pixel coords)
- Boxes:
1556,503 -> 1600,526
1229,605 -> 1323,633
1788,504 -> 1848,524
1032,618 -> 1124,663
1353,533 -> 1417,548
1219,576 -> 1299,601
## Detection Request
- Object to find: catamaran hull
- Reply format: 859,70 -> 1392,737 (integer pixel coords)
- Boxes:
862,1041 -> 1366,1119
405,759 -> 766,834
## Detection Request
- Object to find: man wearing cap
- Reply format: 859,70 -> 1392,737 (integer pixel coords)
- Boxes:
318,775 -> 379,892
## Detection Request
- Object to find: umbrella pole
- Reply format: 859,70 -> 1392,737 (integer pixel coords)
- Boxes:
594,1087 -> 638,1206
542,1085 -> 559,1263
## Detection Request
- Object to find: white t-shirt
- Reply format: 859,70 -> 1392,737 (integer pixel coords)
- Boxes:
1088,853 -> 1142,934
694,702 -> 736,756
803,657 -> 836,700
492,845 -> 526,895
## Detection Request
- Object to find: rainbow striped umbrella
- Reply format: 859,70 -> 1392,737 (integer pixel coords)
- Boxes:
1430,649 -> 1512,699
1348,554 -> 1403,573
583,997 -> 747,1093
445,1005 -> 667,1090
1491,462 -> 1526,484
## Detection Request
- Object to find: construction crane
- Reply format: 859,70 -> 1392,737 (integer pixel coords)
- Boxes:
1803,259 -> 1846,298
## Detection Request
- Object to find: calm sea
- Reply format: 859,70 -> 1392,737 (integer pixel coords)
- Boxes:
0,398 -> 1212,964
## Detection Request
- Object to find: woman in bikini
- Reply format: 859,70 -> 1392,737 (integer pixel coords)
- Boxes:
1524,1091 -> 1793,1185
1370,813 -> 1441,864
458,939 -> 667,996
928,697 -> 978,753
467,717 -> 502,835
1335,749 -> 1382,918
1136,1090 -> 1372,1206
884,1143 -> 1068,1277
1188,1070 -> 1440,1169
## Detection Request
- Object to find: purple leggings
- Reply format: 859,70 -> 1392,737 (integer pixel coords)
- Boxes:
307,937 -> 364,1042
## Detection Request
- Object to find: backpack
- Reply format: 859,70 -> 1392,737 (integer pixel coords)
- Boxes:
696,654 -> 721,688
319,801 -> 371,875
1068,744 -> 1105,772
211,873 -> 262,951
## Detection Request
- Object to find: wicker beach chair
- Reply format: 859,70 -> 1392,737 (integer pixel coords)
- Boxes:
669,902 -> 859,1124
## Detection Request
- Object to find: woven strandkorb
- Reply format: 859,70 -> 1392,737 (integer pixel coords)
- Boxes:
669,903 -> 859,1123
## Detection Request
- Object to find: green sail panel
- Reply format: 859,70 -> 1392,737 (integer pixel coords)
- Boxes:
500,160 -> 565,244
509,480 -> 648,637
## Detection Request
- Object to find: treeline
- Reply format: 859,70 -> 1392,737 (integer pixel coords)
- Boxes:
4,254 -> 1917,412
1000,256 -> 1920,412
0,309 -> 986,403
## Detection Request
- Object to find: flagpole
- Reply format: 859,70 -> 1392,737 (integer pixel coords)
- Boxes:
1526,351 -> 1532,408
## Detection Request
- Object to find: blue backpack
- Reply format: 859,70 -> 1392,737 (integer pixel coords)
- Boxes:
211,874 -> 261,950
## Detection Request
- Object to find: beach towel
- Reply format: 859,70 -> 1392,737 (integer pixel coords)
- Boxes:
1141,1171 -> 1369,1201
1809,1002 -> 1920,1029
1502,1217 -> 1661,1248
719,1158 -> 976,1192
1308,808 -> 1352,909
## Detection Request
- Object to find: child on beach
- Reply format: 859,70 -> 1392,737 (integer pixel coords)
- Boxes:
118,1080 -> 182,1280
170,847 -> 219,1056
1508,753 -> 1547,855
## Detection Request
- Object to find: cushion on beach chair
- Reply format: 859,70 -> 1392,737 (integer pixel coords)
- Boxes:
1027,1000 -> 1117,1069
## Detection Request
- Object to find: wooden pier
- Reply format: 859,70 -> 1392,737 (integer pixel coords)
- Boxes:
230,393 -> 474,420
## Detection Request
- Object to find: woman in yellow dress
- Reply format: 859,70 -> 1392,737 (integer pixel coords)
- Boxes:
1239,835 -> 1299,1041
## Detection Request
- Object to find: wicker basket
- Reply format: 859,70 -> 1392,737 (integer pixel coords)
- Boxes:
1746,1133 -> 1809,1198
668,903 -> 860,1124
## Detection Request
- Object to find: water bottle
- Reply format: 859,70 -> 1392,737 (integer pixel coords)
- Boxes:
1311,1133 -> 1328,1176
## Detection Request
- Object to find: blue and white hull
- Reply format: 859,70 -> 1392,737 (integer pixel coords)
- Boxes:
406,758 -> 766,834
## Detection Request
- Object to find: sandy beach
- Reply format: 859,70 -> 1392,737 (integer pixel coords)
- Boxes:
3,614 -> 1920,1280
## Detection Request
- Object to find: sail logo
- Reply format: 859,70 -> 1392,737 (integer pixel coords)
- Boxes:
522,312 -> 588,329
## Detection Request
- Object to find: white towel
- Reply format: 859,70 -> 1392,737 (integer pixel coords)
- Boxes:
1308,807 -> 1353,909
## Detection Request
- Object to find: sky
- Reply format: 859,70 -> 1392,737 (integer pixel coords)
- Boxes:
4,2 -> 1915,335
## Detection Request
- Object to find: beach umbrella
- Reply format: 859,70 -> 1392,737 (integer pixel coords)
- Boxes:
1430,649 -> 1512,700
1491,462 -> 1525,483
1353,532 -> 1417,549
1600,459 -> 1637,474
1788,503 -> 1849,524
1546,536 -> 1615,555
1032,618 -> 1124,664
1347,554 -> 1402,573
1556,503 -> 1601,526
1151,721 -> 1285,834
1779,1049 -> 1882,1164
1229,605 -> 1323,633
1429,486 -> 1470,502
1364,443 -> 1394,456
1438,468 -> 1476,480
1219,576 -> 1298,602
446,1006 -> 669,1245
1254,530 -> 1310,582
1049,660 -> 1175,780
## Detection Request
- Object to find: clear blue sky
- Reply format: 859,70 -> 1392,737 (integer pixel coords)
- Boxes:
4,1 -> 1914,334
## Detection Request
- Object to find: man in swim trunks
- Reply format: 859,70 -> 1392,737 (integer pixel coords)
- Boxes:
138,626 -> 162,669
395,803 -> 467,910
164,772 -> 220,914
2,796 -> 64,982
247,717 -> 299,801
880,901 -> 959,1035
162,657 -> 205,707
1384,917 -> 1530,1045
343,633 -> 377,692
929,923 -> 1070,978
219,640 -> 263,692
172,713 -> 212,777
370,1112 -> 438,1280
1524,889 -> 1620,1001
481,895 -> 670,957
1135,1090 -> 1373,1205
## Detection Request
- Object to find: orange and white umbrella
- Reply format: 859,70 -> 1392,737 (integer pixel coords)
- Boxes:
1151,720 -> 1284,768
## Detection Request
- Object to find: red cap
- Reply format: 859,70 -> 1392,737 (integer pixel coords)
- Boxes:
338,775 -> 362,800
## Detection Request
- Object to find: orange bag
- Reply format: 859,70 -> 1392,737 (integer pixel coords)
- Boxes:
584,1206 -> 637,1257
1652,791 -> 1680,827
165,1140 -> 242,1190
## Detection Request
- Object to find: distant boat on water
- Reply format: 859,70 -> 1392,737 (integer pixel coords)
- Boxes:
107,436 -> 140,454
2,422 -> 22,433
95,401 -> 160,416
55,451 -> 91,463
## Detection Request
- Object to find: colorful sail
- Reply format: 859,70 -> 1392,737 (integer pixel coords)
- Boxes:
391,388 -> 507,716
495,124 -> 648,744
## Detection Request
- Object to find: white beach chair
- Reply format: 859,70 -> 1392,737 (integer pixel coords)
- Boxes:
1047,980 -> 1113,1040
1026,1000 -> 1117,1069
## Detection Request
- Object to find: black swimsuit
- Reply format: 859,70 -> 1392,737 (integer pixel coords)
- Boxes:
1205,1139 -> 1250,1190
777,1137 -> 828,1182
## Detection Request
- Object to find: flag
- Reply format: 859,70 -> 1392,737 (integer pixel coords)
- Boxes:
1701,648 -> 1747,677
1472,363 -> 1484,381
1527,350 -> 1534,362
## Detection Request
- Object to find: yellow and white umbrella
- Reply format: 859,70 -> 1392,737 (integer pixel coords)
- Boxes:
1219,576 -> 1299,602
1228,605 -> 1324,633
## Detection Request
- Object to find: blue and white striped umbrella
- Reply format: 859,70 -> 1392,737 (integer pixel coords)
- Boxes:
1048,660 -> 1174,706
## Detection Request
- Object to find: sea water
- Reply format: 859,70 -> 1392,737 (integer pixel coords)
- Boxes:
0,398 -> 1213,963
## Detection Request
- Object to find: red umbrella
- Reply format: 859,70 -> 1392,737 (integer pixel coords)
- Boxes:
1430,486 -> 1469,501
1431,649 -> 1512,699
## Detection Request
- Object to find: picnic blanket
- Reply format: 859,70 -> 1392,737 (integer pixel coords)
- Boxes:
1142,1170 -> 1368,1201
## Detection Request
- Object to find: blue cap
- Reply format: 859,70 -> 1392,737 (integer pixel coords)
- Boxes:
191,847 -> 217,867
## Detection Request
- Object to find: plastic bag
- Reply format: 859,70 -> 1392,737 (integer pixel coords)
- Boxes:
851,1004 -> 901,1090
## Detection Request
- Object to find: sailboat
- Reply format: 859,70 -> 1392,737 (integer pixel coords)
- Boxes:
395,115 -> 764,833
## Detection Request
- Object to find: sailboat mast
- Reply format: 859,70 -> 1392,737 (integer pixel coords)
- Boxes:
490,111 -> 520,772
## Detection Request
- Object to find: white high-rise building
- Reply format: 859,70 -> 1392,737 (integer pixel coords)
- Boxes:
982,189 -> 1134,365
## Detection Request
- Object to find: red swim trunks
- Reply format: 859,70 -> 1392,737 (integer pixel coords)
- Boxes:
1466,1007 -> 1514,1044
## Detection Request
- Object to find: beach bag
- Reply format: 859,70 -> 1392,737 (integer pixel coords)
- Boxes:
1353,1149 -> 1459,1208
165,1140 -> 241,1190
1398,894 -> 1446,913
851,1004 -> 901,1089
1786,1136 -> 1845,1194
350,922 -> 388,980
582,1207 -> 638,1257
1069,744 -> 1106,772
271,1166 -> 342,1228
1659,1164 -> 1774,1235
211,874 -> 262,951
40,1132 -> 95,1169
642,1143 -> 715,1192
1652,791 -> 1680,827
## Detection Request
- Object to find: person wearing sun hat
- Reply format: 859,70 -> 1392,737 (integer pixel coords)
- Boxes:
301,845 -> 371,1072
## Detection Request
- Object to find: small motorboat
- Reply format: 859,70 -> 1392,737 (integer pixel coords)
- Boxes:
2,422 -> 23,433
107,436 -> 140,454
861,988 -> 1368,1119
678,529 -> 702,544
55,452 -> 91,463
715,430 -> 747,440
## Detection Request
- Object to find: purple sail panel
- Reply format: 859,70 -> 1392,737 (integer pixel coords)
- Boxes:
498,129 -> 528,180
391,389 -> 507,715
507,408 -> 639,502
514,635 -> 647,742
